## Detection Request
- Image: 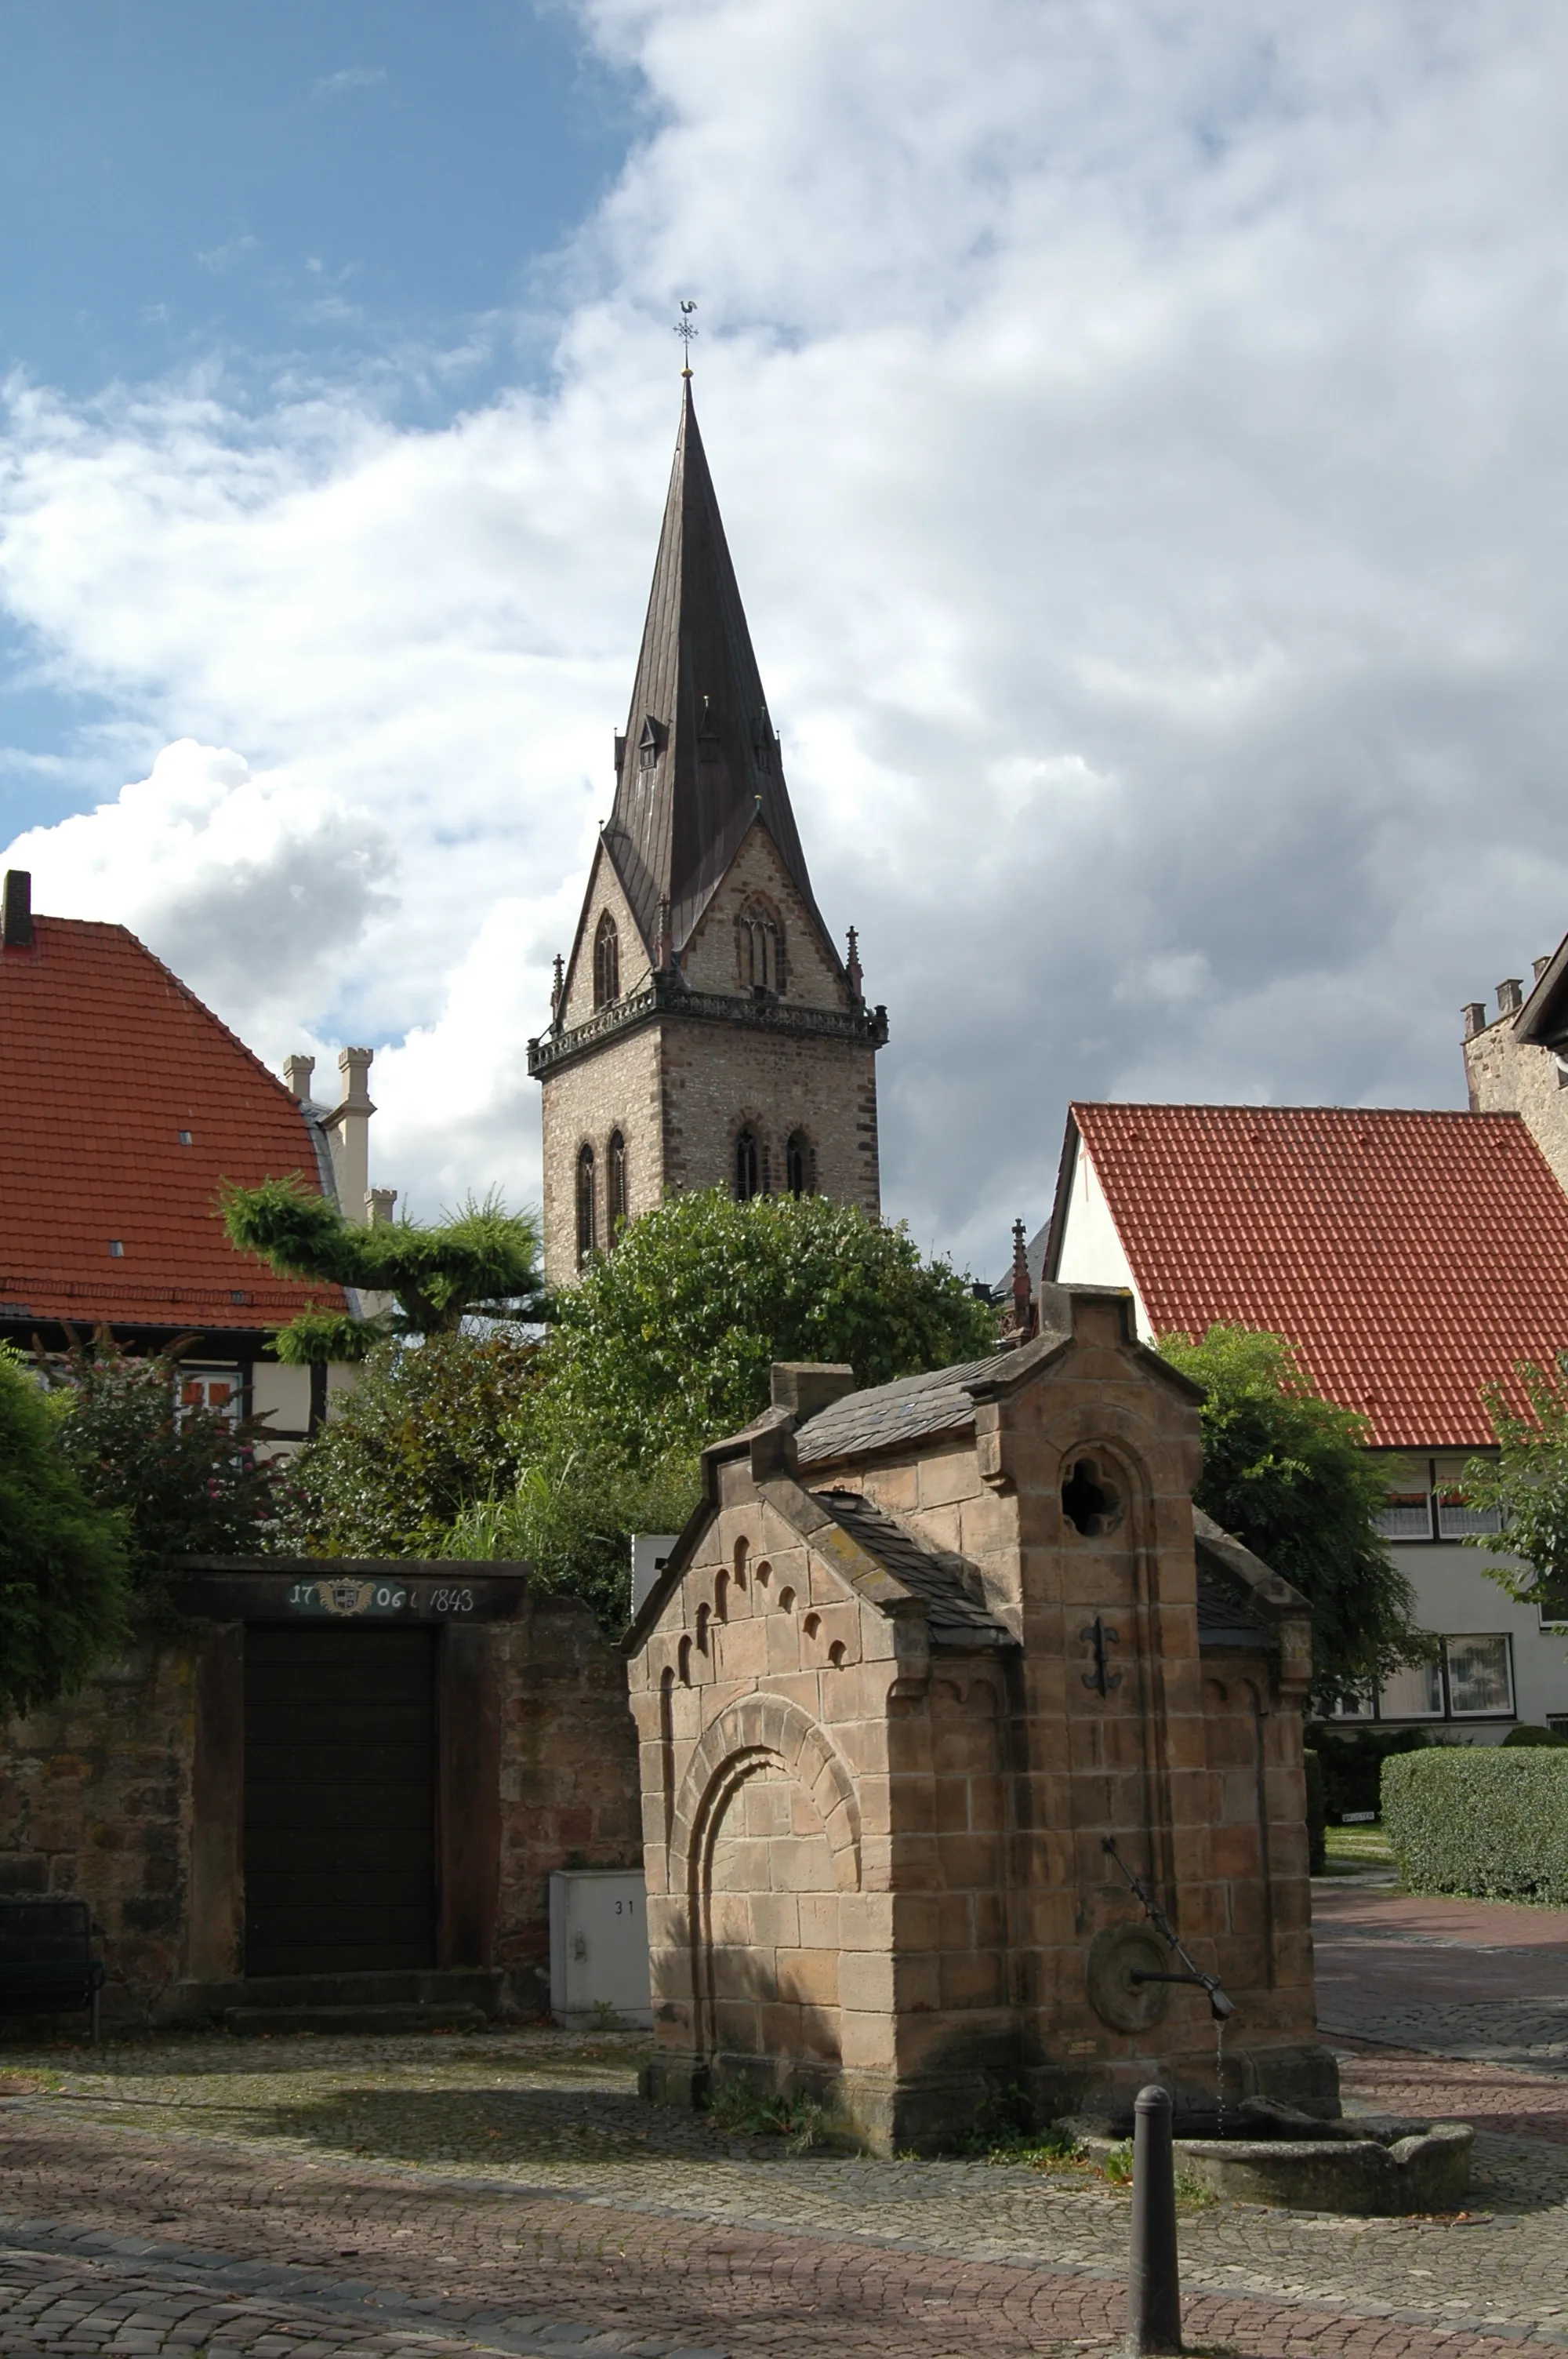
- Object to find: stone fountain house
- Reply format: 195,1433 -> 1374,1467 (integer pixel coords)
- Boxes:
626,1284 -> 1338,2153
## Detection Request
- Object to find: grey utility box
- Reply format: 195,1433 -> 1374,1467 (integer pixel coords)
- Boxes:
548,1869 -> 652,2028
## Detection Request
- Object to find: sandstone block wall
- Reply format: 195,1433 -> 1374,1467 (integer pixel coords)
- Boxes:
0,1643 -> 197,2014
0,1587 -> 641,2029
1464,1013 -> 1568,1194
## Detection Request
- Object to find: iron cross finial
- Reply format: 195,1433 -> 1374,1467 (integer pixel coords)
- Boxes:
674,299 -> 698,374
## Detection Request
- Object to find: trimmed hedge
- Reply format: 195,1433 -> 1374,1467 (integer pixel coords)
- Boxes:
1382,1747 -> 1568,1904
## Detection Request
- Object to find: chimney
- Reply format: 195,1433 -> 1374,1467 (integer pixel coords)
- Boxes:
283,1052 -> 315,1102
366,1187 -> 397,1226
323,1046 -> 376,1223
2,870 -> 33,949
1497,978 -> 1524,1019
1535,955 -> 1553,984
1462,1001 -> 1488,1041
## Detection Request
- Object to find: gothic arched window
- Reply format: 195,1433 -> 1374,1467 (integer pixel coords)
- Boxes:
737,896 -> 783,995
786,1131 -> 814,1198
575,1143 -> 597,1265
734,1125 -> 760,1201
593,911 -> 620,1009
608,1129 -> 628,1237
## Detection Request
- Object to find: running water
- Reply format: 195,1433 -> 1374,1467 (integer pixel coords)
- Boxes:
1215,2014 -> 1227,2137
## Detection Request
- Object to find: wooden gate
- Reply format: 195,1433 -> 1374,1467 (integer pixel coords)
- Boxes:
243,1626 -> 437,1976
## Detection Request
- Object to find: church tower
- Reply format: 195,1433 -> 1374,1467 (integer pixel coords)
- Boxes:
529,382 -> 887,1286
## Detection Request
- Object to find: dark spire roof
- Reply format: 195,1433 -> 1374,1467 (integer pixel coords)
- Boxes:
604,381 -> 827,959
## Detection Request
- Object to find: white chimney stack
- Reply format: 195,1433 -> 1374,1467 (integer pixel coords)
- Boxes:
323,1046 -> 376,1223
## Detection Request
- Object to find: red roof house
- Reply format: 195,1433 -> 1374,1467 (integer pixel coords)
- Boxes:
1040,1097 -> 1568,1732
0,870 -> 348,1424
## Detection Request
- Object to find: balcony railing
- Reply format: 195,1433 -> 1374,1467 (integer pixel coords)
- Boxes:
528,972 -> 889,1078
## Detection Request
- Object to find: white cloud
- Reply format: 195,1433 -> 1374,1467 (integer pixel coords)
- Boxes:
6,0 -> 1568,1268
311,66 -> 387,100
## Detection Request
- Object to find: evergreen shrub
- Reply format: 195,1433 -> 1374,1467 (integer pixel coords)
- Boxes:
1502,1724 -> 1568,1749
1310,1723 -> 1433,1821
1382,1747 -> 1568,1903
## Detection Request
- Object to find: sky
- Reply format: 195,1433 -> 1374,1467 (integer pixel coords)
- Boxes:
4,1 -> 1568,1277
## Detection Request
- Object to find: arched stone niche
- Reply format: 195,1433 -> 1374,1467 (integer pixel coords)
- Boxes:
673,1695 -> 861,2072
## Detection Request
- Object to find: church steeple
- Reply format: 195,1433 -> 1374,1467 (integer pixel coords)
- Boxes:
530,384 -> 886,1289
605,380 -> 825,964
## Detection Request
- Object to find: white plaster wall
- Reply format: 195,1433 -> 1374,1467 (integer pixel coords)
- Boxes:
1051,1141 -> 1154,1338
1393,1543 -> 1568,1736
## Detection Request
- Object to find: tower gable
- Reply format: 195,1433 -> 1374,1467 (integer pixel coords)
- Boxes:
560,838 -> 654,1031
678,817 -> 848,1014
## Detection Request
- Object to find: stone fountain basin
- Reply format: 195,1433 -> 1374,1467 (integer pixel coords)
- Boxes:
1065,2101 -> 1475,2215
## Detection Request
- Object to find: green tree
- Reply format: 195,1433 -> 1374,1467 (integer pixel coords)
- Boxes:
1461,1358 -> 1568,1620
445,1441 -> 700,1629
220,1178 -> 545,1351
50,1341 -> 278,1610
276,1329 -> 539,1558
540,1188 -> 999,1467
1157,1325 -> 1426,1712
0,1347 -> 131,1717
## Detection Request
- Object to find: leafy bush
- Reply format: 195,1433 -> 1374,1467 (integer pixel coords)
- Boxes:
543,1189 -> 999,1468
1503,1724 -> 1568,1749
1302,1748 -> 1327,1872
1310,1724 -> 1434,1821
444,1441 -> 699,1630
277,1331 -> 539,1557
0,1348 -> 131,1716
50,1341 -> 278,1610
1382,1747 -> 1568,1903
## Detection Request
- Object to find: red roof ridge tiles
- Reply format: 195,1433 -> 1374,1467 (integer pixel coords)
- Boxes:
1060,1100 -> 1568,1451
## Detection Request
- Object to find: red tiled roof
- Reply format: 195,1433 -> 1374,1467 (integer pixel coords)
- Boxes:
1065,1101 -> 1568,1451
0,916 -> 346,1338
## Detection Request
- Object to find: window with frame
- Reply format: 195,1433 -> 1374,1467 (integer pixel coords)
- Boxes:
608,1129 -> 628,1236
1374,1454 -> 1501,1542
575,1144 -> 597,1264
734,1125 -> 760,1201
179,1368 -> 243,1424
593,912 -> 620,1009
785,1130 -> 813,1198
1330,1632 -> 1515,1721
737,897 -> 783,995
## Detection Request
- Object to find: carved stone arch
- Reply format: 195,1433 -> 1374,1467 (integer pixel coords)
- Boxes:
673,1694 -> 862,1901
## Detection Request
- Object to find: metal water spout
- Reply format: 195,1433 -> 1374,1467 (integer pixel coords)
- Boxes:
1102,1835 -> 1235,2023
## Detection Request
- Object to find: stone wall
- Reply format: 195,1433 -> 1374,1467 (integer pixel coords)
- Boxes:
0,1586 -> 641,2030
495,1593 -> 644,2005
0,1641 -> 198,2017
659,1021 -> 880,1212
540,1025 -> 662,1287
1463,1012 -> 1568,1194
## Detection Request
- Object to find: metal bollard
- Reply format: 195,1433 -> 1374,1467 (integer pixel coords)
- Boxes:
1127,2083 -> 1182,2355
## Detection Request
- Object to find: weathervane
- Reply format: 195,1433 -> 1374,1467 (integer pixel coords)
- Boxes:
674,299 -> 698,374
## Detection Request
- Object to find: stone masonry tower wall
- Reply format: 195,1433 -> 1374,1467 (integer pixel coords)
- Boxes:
530,382 -> 887,1288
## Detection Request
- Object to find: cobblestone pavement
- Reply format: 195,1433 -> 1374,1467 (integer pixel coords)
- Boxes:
0,2026 -> 1566,2357
1314,1882 -> 1568,2066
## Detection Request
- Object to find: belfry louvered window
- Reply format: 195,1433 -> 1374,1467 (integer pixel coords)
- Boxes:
608,1130 -> 628,1237
576,1145 -> 597,1264
593,912 -> 620,1009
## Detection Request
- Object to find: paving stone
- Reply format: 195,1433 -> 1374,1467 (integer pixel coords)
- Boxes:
0,2022 -> 1563,2356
